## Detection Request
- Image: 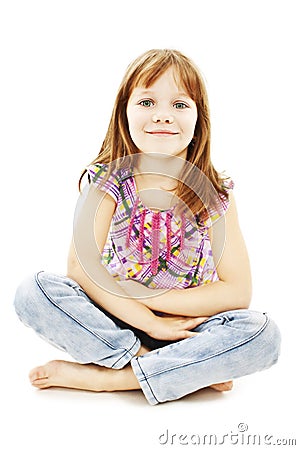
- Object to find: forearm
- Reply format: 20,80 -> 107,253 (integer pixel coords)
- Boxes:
67,261 -> 156,333
67,261 -> 207,342
139,280 -> 252,317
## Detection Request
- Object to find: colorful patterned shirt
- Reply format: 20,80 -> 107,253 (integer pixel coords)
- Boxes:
87,163 -> 234,290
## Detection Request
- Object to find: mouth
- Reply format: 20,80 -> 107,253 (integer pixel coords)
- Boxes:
145,130 -> 179,136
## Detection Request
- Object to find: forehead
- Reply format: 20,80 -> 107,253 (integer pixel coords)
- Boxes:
131,87 -> 192,100
131,67 -> 190,96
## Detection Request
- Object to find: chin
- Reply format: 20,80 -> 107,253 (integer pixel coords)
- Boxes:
139,148 -> 187,158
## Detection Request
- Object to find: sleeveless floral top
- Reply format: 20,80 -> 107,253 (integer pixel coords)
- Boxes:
87,163 -> 234,290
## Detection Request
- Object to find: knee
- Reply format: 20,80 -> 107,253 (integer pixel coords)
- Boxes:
260,315 -> 281,367
243,310 -> 281,369
224,309 -> 281,369
14,273 -> 41,325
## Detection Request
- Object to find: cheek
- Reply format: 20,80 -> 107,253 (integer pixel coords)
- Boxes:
126,112 -> 146,149
183,113 -> 197,138
127,110 -> 144,135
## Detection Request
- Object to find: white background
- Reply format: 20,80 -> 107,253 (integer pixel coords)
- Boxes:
1,1 -> 299,448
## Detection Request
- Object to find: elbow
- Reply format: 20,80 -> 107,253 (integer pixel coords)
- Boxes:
67,253 -> 81,281
237,293 -> 252,310
218,274 -> 252,310
233,283 -> 252,310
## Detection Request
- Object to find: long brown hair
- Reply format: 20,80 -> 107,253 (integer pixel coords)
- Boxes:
79,49 -> 228,216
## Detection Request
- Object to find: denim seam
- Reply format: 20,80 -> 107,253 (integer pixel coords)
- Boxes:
134,357 -> 159,404
138,313 -> 270,380
35,271 -> 139,359
111,340 -> 140,368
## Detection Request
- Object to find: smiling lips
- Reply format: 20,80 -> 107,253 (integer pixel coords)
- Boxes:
146,129 -> 179,136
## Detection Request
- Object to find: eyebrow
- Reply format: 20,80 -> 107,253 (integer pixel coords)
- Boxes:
132,89 -> 191,98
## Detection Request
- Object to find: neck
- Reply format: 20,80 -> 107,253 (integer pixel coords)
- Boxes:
134,152 -> 186,181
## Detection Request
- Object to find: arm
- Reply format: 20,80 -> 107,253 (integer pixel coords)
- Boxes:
136,193 -> 252,317
67,185 -> 205,340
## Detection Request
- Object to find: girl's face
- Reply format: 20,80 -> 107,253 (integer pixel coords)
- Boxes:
126,68 -> 197,159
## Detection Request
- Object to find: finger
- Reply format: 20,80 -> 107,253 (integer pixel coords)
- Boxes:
184,317 -> 209,330
195,316 -> 209,325
178,330 -> 199,339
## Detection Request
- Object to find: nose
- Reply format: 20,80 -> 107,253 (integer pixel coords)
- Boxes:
152,112 -> 174,124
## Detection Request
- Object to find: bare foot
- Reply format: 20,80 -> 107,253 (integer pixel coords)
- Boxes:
28,347 -> 149,392
29,360 -> 140,392
209,381 -> 233,392
29,359 -> 233,395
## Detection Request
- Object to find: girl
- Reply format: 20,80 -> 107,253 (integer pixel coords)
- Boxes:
14,49 -> 281,405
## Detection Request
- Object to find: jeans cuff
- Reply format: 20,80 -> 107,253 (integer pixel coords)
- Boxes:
109,338 -> 141,369
130,356 -> 159,405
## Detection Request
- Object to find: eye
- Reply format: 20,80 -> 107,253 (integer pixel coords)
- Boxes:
174,102 -> 188,109
139,99 -> 154,107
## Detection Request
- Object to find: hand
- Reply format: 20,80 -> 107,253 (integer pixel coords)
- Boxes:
147,315 -> 209,341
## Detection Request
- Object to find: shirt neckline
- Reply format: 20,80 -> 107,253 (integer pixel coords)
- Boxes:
128,173 -> 177,214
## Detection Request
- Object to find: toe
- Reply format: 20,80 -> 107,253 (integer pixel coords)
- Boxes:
29,364 -> 52,389
29,365 -> 49,383
210,381 -> 233,392
31,378 -> 49,389
222,381 -> 233,391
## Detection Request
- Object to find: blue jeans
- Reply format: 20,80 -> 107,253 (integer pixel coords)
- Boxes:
14,271 -> 281,405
